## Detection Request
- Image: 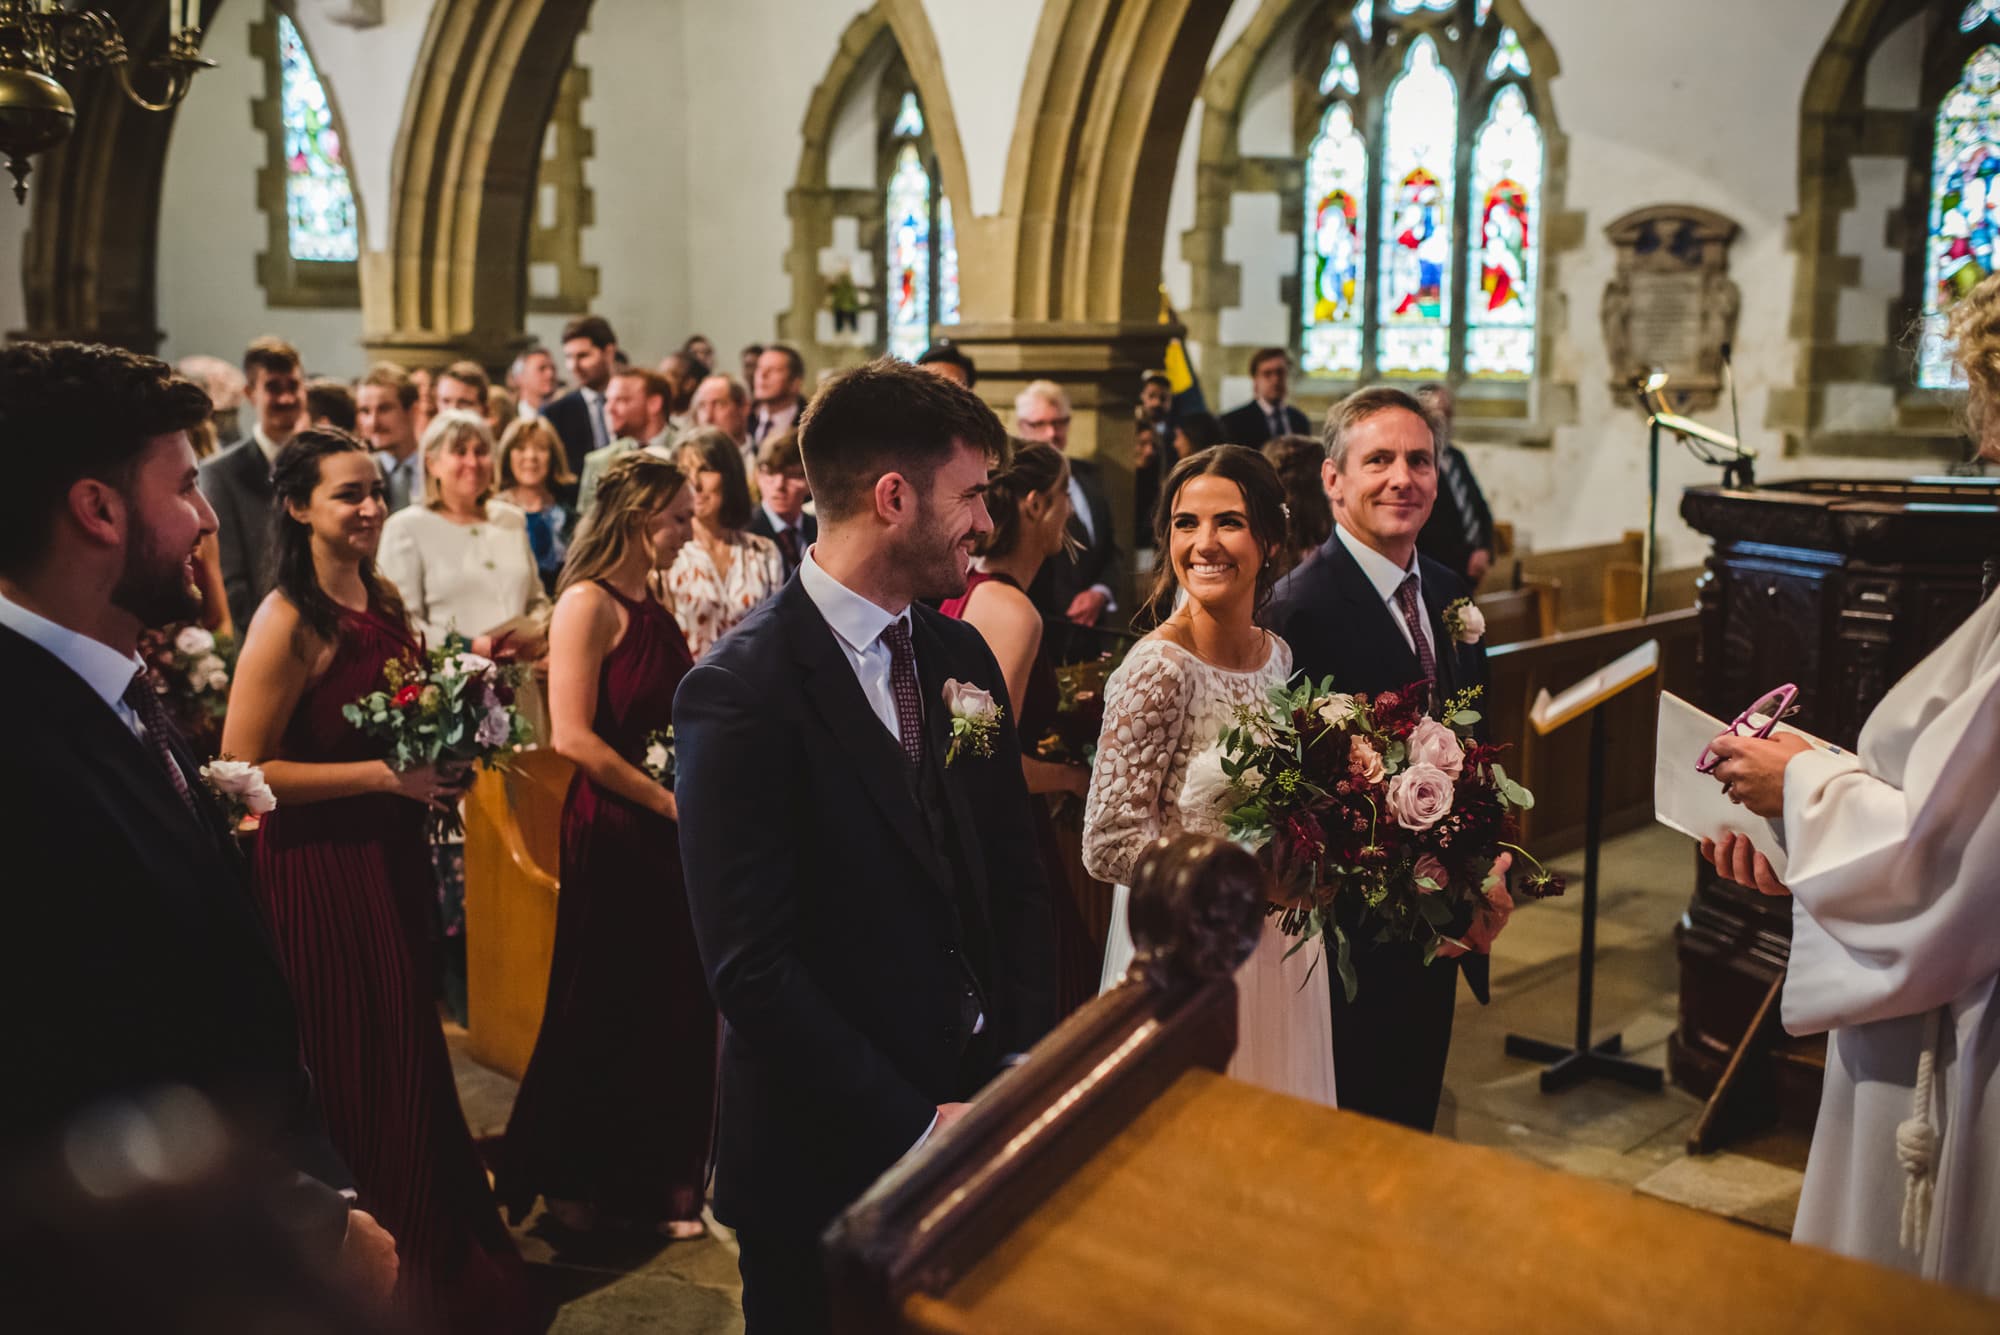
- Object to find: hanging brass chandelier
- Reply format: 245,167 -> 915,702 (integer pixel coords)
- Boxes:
0,0 -> 213,203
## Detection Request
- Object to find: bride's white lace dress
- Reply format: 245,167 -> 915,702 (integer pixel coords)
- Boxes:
1082,633 -> 1337,1107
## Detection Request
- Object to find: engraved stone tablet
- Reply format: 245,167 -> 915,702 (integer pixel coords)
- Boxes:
1602,206 -> 1740,411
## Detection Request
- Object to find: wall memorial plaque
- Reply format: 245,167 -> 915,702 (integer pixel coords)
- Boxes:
1601,205 -> 1741,411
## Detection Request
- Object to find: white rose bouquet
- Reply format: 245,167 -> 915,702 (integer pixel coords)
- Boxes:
139,624 -> 238,752
1212,673 -> 1561,1000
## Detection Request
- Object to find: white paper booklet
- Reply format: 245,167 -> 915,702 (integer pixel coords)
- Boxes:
1653,691 -> 1840,881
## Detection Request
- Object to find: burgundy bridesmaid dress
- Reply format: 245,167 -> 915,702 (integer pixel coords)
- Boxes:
253,601 -> 541,1334
940,570 -> 1100,1019
496,579 -> 717,1227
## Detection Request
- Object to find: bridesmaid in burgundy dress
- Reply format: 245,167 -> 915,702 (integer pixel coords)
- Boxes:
223,430 -> 542,1334
496,452 -> 715,1237
939,440 -> 1098,1018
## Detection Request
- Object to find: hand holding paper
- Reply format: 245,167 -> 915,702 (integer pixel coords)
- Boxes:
1705,730 -> 1813,816
1654,691 -> 1840,881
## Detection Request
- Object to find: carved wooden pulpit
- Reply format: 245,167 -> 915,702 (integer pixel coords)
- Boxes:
824,834 -> 2000,1333
1672,479 -> 2000,1127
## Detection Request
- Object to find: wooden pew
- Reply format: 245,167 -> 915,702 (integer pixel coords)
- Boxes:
1513,531 -> 1643,634
462,749 -> 572,1079
1485,608 -> 1700,857
827,835 -> 2000,1334
1473,583 -> 1555,646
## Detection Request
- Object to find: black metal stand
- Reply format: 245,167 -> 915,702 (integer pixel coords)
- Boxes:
1502,706 -> 1665,1094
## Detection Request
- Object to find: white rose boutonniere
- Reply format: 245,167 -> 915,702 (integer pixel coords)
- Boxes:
642,727 -> 676,789
200,756 -> 277,827
1442,597 -> 1485,646
942,678 -> 1003,766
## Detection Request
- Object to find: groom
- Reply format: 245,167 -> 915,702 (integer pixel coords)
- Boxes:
676,358 -> 1057,1333
1263,385 -> 1491,1134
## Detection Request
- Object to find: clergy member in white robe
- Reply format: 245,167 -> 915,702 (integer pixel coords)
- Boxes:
1704,557 -> 2000,1296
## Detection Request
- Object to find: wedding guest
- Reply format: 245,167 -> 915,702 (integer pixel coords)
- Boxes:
1014,379 -> 1120,636
496,416 -> 578,595
434,361 -> 490,418
509,346 -> 560,418
1217,347 -> 1310,445
749,344 -> 806,449
177,352 -> 247,446
355,364 -> 425,513
1085,445 -> 1336,1109
408,367 -> 437,442
1174,410 -> 1226,457
306,379 -> 357,433
221,428 -> 541,1333
1262,385 -> 1491,1134
542,316 -> 620,470
377,410 -> 552,662
575,368 -> 671,515
1700,274 -> 2000,1294
745,429 -> 815,580
665,427 -> 784,658
200,336 -> 303,631
0,341 -> 395,1308
916,340 -> 976,388
1263,433 -> 1335,572
487,386 -> 518,438
497,453 -> 714,1240
691,373 -> 754,475
939,440 -> 1096,1017
738,342 -> 763,393
681,334 -> 715,379
1414,382 -> 1497,588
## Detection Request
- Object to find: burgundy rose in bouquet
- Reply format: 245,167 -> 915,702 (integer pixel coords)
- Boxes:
1212,675 -> 1562,1000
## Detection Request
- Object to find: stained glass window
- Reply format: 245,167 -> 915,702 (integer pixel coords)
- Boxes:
885,144 -> 933,363
893,91 -> 924,138
277,14 -> 357,263
1464,86 -> 1543,378
1964,0 -> 2000,34
1296,1 -> 1544,387
1920,45 -> 2000,389
1487,26 -> 1530,78
1302,102 -> 1371,375
1378,35 -> 1458,375
1320,40 -> 1360,96
939,195 -> 961,326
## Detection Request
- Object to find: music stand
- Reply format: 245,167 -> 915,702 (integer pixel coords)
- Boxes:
1502,641 -> 1666,1095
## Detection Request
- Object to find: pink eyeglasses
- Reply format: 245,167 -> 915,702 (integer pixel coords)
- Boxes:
1696,683 -> 1801,775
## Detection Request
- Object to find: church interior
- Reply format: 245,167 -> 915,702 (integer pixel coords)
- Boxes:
4,0 -> 1998,1331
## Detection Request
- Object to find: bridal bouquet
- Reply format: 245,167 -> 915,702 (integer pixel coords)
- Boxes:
139,624 -> 237,754
342,635 -> 533,835
1207,675 -> 1561,1000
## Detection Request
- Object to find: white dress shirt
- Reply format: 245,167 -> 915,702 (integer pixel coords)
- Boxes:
1334,523 -> 1435,661
796,545 -> 915,739
251,424 -> 292,470
0,590 -> 147,737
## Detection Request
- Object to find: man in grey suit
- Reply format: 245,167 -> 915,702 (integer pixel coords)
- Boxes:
355,363 -> 426,513
198,336 -> 303,630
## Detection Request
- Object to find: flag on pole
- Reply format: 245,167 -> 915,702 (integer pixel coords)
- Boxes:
1157,286 -> 1208,419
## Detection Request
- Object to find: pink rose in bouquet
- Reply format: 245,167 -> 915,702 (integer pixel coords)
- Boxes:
1348,735 -> 1386,784
1386,762 -> 1455,831
1405,717 -> 1466,778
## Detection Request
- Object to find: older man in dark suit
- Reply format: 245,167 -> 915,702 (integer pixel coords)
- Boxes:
1014,380 -> 1121,663
1262,384 -> 1492,1135
0,340 -> 395,1298
198,336 -> 302,630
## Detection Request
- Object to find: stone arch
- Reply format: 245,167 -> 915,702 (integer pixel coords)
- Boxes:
1776,0 -> 1962,459
1178,0 -> 1579,438
781,1 -> 974,373
367,0 -> 597,370
13,0 -> 227,351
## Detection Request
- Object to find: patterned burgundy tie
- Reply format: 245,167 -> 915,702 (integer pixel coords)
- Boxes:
880,618 -> 924,767
123,673 -> 201,818
1394,574 -> 1437,690
775,525 -> 802,572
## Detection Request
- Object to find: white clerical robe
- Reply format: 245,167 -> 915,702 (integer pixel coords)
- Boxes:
1780,586 -> 2000,1295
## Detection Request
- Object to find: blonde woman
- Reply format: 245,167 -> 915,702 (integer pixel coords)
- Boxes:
496,453 -> 715,1239
496,416 -> 579,594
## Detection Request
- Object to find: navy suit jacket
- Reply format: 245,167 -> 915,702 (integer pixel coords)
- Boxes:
539,388 -> 600,474
674,577 -> 1056,1232
1219,400 -> 1312,446
198,438 -> 276,632
1262,531 -> 1492,1003
0,625 -> 352,1248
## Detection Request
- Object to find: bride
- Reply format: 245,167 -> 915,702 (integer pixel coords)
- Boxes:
1082,445 -> 1337,1107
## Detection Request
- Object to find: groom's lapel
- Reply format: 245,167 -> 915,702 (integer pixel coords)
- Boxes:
781,585 -> 947,891
912,610 -> 989,914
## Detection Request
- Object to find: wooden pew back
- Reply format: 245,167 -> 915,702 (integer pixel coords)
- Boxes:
462,748 -> 572,1078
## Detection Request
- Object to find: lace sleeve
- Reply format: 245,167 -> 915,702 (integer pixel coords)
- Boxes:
1082,643 -> 1194,886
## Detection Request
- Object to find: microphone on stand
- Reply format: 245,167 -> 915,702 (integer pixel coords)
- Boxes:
1720,341 -> 1754,488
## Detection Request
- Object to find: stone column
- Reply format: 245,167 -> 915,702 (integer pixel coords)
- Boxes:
945,320 -> 1178,617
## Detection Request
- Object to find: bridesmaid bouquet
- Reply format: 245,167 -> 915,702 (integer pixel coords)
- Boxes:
139,624 -> 237,755
1208,675 -> 1562,1001
342,636 -> 533,835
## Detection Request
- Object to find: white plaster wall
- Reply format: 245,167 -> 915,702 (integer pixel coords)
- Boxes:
923,0 -> 1040,218
158,0 -> 364,377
